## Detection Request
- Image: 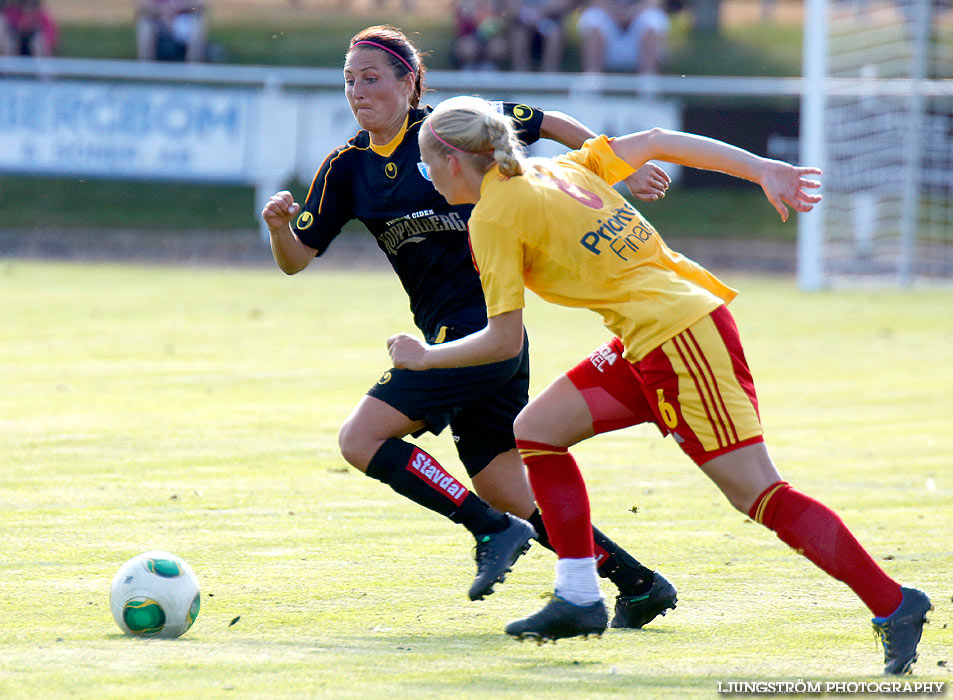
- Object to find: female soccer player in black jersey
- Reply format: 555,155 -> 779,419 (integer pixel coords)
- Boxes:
261,25 -> 676,625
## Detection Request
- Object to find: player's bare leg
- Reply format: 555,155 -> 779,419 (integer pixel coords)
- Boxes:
470,449 -> 535,517
338,395 -> 534,600
512,376 -> 677,632
504,376 -> 656,641
701,443 -> 930,675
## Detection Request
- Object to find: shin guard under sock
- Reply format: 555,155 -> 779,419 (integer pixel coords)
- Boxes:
517,440 -> 593,559
366,438 -> 508,536
750,481 -> 903,617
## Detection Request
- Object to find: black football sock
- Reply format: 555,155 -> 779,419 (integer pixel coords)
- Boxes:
365,438 -> 508,537
592,525 -> 654,596
527,509 -> 553,549
528,509 -> 653,595
451,494 -> 510,536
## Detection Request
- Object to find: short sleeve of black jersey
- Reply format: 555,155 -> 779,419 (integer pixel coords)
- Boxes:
292,144 -> 355,255
501,103 -> 544,146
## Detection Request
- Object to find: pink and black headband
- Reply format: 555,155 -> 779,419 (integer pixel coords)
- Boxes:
428,120 -> 473,154
427,116 -> 494,156
352,40 -> 416,76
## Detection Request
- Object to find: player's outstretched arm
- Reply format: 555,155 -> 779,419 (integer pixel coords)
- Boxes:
261,191 -> 317,274
541,111 -> 670,202
609,129 -> 822,220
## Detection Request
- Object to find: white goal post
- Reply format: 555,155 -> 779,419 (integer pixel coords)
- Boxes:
799,0 -> 953,289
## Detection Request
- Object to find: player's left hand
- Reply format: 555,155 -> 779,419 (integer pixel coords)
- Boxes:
624,162 -> 671,202
387,333 -> 431,371
759,160 -> 823,222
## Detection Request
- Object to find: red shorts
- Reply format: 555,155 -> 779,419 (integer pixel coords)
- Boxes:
566,305 -> 764,465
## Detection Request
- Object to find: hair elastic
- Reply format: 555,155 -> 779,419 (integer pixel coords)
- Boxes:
352,40 -> 416,76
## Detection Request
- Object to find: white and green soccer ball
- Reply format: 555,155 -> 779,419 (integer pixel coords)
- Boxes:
109,551 -> 200,639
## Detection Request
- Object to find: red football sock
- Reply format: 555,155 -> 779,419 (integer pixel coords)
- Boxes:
750,481 -> 903,618
516,440 -> 594,559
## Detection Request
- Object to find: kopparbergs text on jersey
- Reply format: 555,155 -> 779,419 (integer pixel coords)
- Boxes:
379,211 -> 468,255
579,203 -> 658,260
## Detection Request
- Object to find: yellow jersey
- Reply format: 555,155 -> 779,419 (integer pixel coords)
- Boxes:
468,135 -> 738,361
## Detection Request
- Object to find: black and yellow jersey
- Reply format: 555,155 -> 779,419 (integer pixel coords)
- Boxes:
292,103 -> 544,342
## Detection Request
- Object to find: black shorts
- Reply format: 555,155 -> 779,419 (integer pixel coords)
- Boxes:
366,333 -> 529,478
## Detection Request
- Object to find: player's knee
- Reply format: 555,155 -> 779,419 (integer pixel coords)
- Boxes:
514,406 -> 577,446
337,420 -> 371,472
512,405 -> 546,443
725,492 -> 752,515
720,482 -> 764,515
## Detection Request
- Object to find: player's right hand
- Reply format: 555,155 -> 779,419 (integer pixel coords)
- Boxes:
261,191 -> 301,232
387,333 -> 431,371
625,162 -> 670,202
758,161 -> 822,222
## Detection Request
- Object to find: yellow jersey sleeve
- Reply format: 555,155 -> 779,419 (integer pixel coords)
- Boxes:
559,135 -> 635,186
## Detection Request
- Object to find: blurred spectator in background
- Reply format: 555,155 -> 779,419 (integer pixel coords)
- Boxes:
2,0 -> 58,57
136,0 -> 208,62
578,0 -> 677,74
508,0 -> 577,72
0,0 -> 13,56
453,0 -> 507,70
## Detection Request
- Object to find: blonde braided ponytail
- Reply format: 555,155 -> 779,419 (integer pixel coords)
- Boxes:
483,112 -> 524,178
423,96 -> 526,177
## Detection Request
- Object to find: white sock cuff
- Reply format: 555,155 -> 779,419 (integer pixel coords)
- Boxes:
554,557 -> 602,605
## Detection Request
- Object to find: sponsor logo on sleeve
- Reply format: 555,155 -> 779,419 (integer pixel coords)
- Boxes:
512,104 -> 534,121
296,211 -> 314,230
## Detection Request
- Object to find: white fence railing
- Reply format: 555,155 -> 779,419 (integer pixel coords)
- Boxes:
6,56 -> 951,95
0,56 -> 808,94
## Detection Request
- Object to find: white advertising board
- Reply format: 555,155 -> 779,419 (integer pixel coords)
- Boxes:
0,81 -> 256,182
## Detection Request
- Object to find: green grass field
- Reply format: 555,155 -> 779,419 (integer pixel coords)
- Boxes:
1,260 -> 951,699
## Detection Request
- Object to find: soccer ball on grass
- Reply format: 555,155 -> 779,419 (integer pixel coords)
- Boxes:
109,551 -> 200,639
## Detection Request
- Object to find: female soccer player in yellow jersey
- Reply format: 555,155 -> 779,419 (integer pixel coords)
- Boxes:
387,95 -> 931,674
